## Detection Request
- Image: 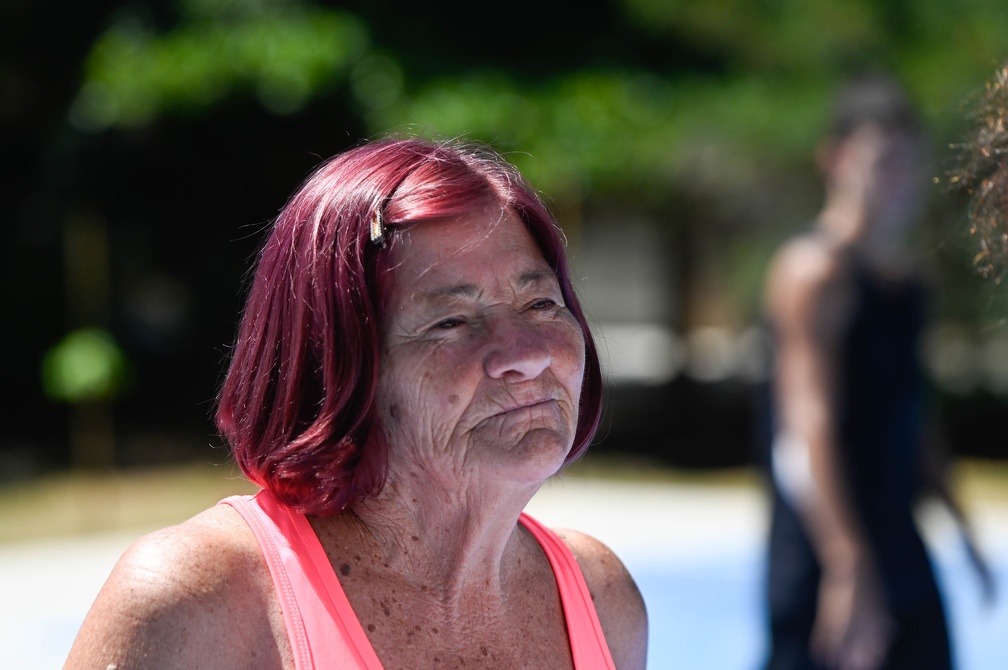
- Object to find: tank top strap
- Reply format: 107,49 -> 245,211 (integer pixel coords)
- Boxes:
222,494 -> 613,669
518,513 -> 617,670
221,491 -> 384,670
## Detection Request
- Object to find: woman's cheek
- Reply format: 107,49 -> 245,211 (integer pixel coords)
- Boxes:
402,345 -> 475,414
557,321 -> 587,388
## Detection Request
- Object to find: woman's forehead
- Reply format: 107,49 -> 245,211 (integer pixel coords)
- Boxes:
390,210 -> 551,283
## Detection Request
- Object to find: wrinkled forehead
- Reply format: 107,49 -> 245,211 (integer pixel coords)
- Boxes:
388,209 -> 553,291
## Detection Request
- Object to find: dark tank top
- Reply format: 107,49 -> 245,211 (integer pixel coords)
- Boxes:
834,253 -> 932,607
761,247 -> 952,670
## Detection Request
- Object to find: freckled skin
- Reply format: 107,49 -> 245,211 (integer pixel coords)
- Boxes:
375,209 -> 587,488
63,206 -> 649,670
314,209 -> 602,667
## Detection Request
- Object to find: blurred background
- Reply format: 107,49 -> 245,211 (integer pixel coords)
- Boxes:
3,0 -> 1008,667
5,0 -> 1008,476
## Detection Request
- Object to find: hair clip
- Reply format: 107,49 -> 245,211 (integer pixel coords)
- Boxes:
369,209 -> 385,246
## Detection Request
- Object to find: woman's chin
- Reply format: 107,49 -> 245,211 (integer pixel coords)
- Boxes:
477,428 -> 573,483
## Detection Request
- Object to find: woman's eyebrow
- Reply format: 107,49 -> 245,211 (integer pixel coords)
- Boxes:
416,267 -> 555,304
417,283 -> 480,303
517,268 -> 556,289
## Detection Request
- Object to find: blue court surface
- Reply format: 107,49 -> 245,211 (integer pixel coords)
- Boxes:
626,536 -> 1006,669
528,478 -> 1008,670
3,476 -> 1005,668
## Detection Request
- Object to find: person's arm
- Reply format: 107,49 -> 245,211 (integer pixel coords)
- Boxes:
766,239 -> 892,669
919,431 -> 997,605
558,529 -> 648,670
64,509 -> 281,670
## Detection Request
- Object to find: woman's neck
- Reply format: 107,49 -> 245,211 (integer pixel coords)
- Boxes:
817,192 -> 868,245
313,470 -> 542,605
816,199 -> 911,274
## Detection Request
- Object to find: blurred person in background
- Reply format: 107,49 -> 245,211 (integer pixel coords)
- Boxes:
64,137 -> 647,669
760,73 -> 956,670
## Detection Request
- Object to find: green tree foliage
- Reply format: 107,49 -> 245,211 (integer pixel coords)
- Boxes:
41,329 -> 132,403
67,0 -> 1008,210
64,0 -> 1008,344
72,2 -> 368,129
6,0 -> 1008,467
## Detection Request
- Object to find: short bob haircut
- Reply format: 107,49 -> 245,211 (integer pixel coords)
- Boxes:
216,137 -> 603,516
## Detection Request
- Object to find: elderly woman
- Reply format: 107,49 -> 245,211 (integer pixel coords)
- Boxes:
65,138 -> 648,669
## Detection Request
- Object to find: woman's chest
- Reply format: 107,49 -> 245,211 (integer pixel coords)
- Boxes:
342,565 -> 576,669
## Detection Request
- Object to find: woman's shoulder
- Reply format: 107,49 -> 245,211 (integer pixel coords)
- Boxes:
552,528 -> 646,616
64,504 -> 285,669
766,234 -> 858,330
553,528 -> 648,670
769,233 -> 850,293
112,504 -> 261,594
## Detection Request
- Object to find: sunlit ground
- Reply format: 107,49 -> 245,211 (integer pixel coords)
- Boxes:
1,454 -> 1006,669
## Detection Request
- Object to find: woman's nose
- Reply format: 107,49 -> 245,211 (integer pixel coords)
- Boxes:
483,317 -> 552,381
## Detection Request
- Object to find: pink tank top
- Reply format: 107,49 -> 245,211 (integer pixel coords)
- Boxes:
221,490 -> 616,670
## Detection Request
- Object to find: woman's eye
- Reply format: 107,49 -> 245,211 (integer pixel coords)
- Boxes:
531,299 -> 558,310
434,318 -> 464,330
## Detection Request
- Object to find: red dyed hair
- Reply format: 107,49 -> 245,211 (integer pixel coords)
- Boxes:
215,137 -> 602,516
